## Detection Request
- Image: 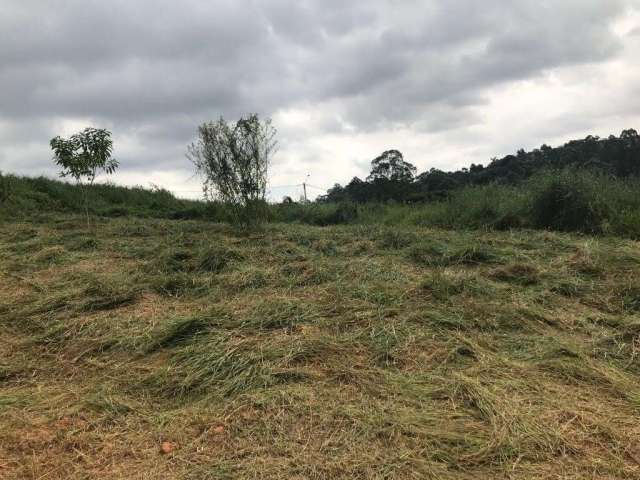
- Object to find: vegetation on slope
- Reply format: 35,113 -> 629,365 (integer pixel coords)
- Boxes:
1,215 -> 640,478
0,173 -> 211,220
322,129 -> 640,203
3,168 -> 640,238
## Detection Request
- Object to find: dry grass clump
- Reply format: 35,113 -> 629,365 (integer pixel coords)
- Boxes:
488,263 -> 540,285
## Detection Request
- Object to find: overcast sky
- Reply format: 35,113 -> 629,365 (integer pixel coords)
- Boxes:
1,0 -> 640,200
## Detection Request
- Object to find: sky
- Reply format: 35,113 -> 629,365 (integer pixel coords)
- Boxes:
1,0 -> 640,201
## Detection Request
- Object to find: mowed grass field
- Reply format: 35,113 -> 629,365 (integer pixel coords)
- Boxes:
2,216 -> 640,479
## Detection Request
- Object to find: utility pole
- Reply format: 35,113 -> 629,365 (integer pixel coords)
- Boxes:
302,174 -> 310,202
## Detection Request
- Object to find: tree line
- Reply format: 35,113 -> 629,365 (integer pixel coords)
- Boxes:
46,116 -> 639,227
319,129 -> 640,203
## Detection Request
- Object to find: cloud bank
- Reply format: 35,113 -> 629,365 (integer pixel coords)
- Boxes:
1,0 -> 639,199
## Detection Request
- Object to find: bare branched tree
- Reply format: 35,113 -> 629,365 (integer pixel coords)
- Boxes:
187,114 -> 277,224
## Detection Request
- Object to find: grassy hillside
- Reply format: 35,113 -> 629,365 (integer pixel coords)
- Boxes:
3,170 -> 640,238
2,215 -> 640,478
0,174 -> 211,220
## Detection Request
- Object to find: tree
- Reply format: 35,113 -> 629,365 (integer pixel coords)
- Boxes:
319,183 -> 347,203
367,150 -> 416,182
345,177 -> 370,203
187,114 -> 277,225
50,127 -> 118,229
616,129 -> 640,176
322,129 -> 640,204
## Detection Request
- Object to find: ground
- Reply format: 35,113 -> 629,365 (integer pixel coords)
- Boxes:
1,215 -> 640,479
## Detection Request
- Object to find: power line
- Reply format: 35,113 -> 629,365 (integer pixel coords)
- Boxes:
268,184 -> 303,189
173,184 -> 306,194
167,181 -> 329,200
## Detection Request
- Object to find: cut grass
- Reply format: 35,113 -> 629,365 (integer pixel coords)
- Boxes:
2,216 -> 640,479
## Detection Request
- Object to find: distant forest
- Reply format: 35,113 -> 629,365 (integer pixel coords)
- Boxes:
320,129 -> 640,203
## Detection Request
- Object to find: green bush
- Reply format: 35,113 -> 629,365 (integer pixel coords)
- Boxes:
0,171 -> 13,204
272,202 -> 359,226
528,170 -> 606,233
315,202 -> 359,225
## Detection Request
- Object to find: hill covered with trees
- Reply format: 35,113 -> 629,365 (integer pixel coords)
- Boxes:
321,129 -> 640,203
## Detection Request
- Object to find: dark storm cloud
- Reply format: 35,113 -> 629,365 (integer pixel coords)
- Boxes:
0,0 -> 635,185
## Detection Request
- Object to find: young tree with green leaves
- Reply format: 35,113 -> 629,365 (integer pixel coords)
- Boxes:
50,127 -> 118,229
187,114 -> 277,225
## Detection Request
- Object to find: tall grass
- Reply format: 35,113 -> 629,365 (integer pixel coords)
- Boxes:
0,174 -> 212,221
3,169 -> 640,237
273,169 -> 640,237
436,169 -> 640,237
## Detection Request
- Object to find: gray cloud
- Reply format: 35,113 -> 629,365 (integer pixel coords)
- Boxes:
0,0 -> 638,196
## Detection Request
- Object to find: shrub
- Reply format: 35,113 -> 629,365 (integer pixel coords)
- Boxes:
187,114 -> 277,226
272,202 -> 359,226
408,184 -> 525,230
528,170 -> 607,233
317,202 -> 359,225
493,213 -> 523,231
0,171 -> 12,204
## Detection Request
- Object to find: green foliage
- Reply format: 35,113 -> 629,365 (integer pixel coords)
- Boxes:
50,128 -> 118,183
410,183 -> 527,229
528,170 -> 606,233
309,202 -> 359,226
272,201 -> 359,225
50,127 -> 118,228
367,169 -> 640,238
0,171 -> 13,204
367,149 -> 416,182
3,167 -> 640,238
188,114 -> 277,226
323,129 -> 640,204
0,175 -> 210,220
